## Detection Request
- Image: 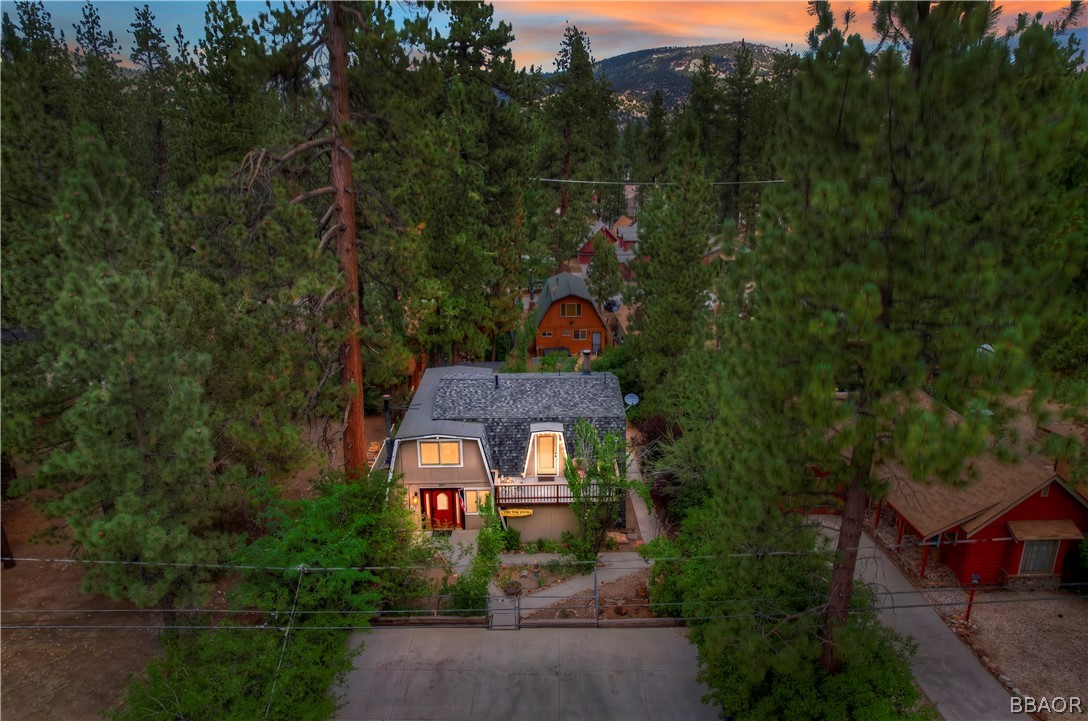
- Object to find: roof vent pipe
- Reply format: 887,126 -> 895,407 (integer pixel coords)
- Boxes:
582,349 -> 591,375
495,373 -> 499,389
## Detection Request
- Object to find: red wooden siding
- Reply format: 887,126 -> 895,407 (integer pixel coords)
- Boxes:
535,296 -> 608,357
942,483 -> 1088,585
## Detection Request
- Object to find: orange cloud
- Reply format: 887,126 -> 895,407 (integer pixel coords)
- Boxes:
493,1 -> 1079,68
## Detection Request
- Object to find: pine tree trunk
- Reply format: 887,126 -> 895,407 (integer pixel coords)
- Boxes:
328,1 -> 367,477
820,446 -> 872,673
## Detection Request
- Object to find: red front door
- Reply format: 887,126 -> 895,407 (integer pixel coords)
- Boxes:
423,489 -> 461,530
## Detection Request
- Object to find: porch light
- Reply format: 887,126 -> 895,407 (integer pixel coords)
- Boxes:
412,491 -> 419,506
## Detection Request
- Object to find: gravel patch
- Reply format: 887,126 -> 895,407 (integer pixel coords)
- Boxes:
968,590 -> 1088,720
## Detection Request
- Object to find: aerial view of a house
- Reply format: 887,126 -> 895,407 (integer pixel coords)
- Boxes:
533,272 -> 610,357
386,364 -> 626,539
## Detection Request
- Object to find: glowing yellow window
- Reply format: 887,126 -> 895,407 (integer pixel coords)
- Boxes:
419,440 -> 461,466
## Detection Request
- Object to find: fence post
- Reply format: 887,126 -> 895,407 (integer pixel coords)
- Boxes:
593,563 -> 600,626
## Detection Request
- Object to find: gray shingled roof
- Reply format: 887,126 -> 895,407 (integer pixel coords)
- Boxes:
534,272 -> 599,324
397,366 -> 626,477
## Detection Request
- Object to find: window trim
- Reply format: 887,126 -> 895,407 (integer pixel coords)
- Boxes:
560,302 -> 582,318
417,438 -> 464,468
573,329 -> 588,341
1019,539 -> 1060,575
541,331 -> 553,338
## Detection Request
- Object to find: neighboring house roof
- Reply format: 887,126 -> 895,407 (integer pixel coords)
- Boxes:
396,365 -> 626,478
883,452 -> 1066,539
616,223 -> 638,244
612,216 -> 634,235
535,272 -> 601,324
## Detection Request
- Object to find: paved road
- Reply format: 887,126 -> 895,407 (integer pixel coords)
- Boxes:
333,627 -> 719,721
853,529 -> 1020,721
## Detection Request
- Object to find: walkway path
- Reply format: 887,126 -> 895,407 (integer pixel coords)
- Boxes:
333,627 -> 719,721
849,525 -> 1019,721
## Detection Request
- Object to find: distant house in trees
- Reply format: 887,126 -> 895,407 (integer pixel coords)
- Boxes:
875,407 -> 1088,589
578,222 -> 619,265
534,273 -> 610,357
579,221 -> 639,281
386,365 -> 626,539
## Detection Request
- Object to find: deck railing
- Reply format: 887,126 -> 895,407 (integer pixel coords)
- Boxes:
495,482 -> 621,505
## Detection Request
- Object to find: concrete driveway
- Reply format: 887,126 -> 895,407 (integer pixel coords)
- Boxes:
333,627 -> 720,721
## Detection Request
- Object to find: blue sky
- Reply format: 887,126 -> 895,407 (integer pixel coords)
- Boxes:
2,1 -> 1079,69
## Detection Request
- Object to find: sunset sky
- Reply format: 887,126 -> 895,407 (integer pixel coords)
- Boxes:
4,1 -> 1079,69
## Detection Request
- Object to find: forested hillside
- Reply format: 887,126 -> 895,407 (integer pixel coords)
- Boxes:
594,41 -> 779,120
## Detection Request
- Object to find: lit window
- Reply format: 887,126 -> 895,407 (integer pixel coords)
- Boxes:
560,303 -> 582,317
419,440 -> 461,467
464,489 -> 491,513
1020,539 -> 1059,574
573,330 -> 587,340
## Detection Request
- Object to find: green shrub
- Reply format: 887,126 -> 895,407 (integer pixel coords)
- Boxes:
501,527 -> 521,552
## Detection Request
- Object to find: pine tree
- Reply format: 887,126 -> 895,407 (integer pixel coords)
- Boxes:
1,1 -> 78,455
587,233 -> 623,307
71,1 -> 126,148
636,89 -> 670,212
23,128 -> 237,613
537,26 -> 618,265
626,113 -> 714,405
722,0 -> 1087,676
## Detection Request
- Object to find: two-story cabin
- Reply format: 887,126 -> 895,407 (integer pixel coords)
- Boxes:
534,273 -> 609,358
387,365 -> 626,540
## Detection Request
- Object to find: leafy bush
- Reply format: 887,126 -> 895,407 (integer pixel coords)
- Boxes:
447,496 -> 503,615
501,527 -> 521,552
111,469 -> 428,721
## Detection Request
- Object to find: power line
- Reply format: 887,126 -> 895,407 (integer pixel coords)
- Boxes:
6,580 -> 1084,618
535,177 -> 786,186
1,593 -> 1082,633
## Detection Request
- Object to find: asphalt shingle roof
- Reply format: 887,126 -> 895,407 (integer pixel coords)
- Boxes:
534,272 -> 599,324
396,366 -> 626,477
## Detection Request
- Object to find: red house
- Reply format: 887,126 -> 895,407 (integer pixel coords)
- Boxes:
578,223 -> 620,265
879,448 -> 1087,588
533,273 -> 609,357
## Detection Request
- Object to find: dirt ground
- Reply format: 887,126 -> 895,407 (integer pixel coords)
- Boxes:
525,568 -> 653,620
1,495 -> 161,721
1,415 -> 389,721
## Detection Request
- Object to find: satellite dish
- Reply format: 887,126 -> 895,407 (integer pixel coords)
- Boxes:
624,393 -> 640,408
978,343 -> 995,354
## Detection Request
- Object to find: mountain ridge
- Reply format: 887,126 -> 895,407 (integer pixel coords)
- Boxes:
593,41 -> 784,122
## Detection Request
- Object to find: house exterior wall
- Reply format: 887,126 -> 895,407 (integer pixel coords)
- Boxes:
943,483 -> 1088,585
394,438 -> 490,486
535,296 -> 608,357
504,506 -> 580,542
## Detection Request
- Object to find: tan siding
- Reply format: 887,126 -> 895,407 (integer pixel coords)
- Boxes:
505,507 -> 580,542
395,438 -> 489,486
